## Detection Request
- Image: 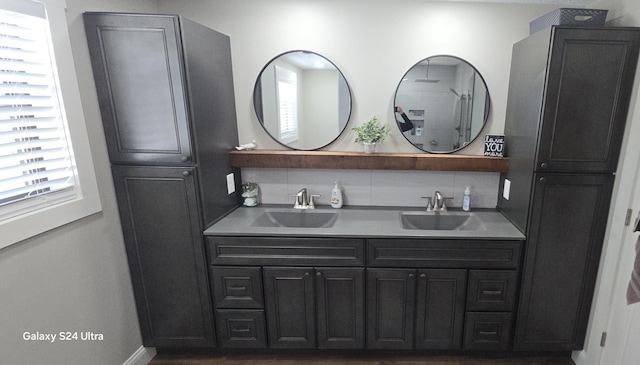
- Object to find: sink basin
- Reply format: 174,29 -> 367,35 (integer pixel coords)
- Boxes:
400,212 -> 486,231
251,211 -> 338,228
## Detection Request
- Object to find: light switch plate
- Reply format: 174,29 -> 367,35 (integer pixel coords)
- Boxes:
503,179 -> 511,200
226,173 -> 235,195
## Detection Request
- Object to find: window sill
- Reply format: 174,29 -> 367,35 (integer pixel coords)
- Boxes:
0,194 -> 102,250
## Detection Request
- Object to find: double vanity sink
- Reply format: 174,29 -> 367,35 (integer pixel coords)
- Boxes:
204,206 -> 524,350
205,205 -> 524,239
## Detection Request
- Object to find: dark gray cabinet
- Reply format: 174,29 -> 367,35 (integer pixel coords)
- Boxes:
210,266 -> 266,348
111,166 -> 214,347
498,26 -> 640,351
84,14 -> 192,165
415,269 -> 467,350
534,28 -> 638,174
365,239 -> 521,351
263,267 -> 316,348
84,12 -> 241,347
206,236 -> 522,352
316,268 -> 365,349
366,268 -> 466,350
515,174 -> 614,350
366,268 -> 416,349
463,312 -> 513,351
262,267 -> 366,349
207,237 -> 365,349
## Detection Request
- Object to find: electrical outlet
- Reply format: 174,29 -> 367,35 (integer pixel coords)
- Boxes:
503,179 -> 511,200
226,173 -> 235,195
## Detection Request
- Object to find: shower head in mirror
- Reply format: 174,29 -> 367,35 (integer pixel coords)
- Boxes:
415,59 -> 440,83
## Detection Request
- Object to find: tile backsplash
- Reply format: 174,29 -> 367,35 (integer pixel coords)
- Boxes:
241,168 -> 500,209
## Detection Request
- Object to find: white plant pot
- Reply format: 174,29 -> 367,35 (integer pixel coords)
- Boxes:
363,142 -> 376,154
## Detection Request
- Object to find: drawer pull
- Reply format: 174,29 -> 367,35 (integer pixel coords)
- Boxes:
227,286 -> 247,291
482,290 -> 503,295
479,330 -> 498,336
231,327 -> 251,333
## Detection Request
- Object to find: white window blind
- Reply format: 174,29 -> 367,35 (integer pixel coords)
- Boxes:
0,7 -> 76,209
275,65 -> 298,143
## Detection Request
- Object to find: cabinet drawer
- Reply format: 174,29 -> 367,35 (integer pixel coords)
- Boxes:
210,267 -> 263,309
368,239 -> 522,269
215,309 -> 267,348
466,270 -> 518,312
463,312 -> 512,351
207,236 -> 365,266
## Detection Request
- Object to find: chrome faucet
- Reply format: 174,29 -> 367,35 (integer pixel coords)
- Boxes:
293,188 -> 319,209
433,191 -> 453,211
422,191 -> 452,211
434,191 -> 445,211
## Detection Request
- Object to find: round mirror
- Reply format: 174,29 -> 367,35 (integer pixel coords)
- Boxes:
253,50 -> 352,150
394,55 -> 490,153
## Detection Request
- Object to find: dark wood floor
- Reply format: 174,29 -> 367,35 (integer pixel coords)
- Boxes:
149,353 -> 576,365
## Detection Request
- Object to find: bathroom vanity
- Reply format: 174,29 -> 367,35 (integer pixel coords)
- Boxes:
82,9 -> 640,356
204,206 -> 524,351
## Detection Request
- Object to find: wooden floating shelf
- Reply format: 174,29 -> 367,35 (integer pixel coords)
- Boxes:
230,150 -> 509,173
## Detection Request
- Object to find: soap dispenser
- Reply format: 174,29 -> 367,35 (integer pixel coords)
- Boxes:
462,186 -> 471,211
331,181 -> 343,208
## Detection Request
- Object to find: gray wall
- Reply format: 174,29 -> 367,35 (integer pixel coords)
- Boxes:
0,1 -> 157,364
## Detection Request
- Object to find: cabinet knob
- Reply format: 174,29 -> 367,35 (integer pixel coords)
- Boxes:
182,171 -> 190,177
540,162 -> 548,169
181,156 -> 190,162
539,177 -> 546,183
304,272 -> 310,277
408,273 -> 414,278
420,273 -> 426,279
316,272 -> 322,277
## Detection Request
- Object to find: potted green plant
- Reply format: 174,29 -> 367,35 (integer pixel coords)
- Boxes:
352,116 -> 391,153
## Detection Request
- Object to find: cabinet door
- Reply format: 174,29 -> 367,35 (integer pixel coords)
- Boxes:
263,267 -> 316,348
84,13 -> 193,164
111,166 -> 214,347
536,27 -> 640,173
316,268 -> 365,349
515,173 -> 614,351
366,268 -> 416,349
415,269 -> 467,350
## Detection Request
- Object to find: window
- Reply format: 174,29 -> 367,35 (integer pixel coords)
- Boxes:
275,65 -> 298,143
0,6 -> 75,208
0,0 -> 101,248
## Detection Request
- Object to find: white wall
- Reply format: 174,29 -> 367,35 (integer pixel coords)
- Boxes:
0,1 -> 158,364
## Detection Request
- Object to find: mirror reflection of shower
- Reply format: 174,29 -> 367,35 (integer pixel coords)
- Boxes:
449,85 -> 473,150
394,55 -> 490,153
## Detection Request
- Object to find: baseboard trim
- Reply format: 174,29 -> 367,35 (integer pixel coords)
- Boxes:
572,349 -> 590,365
123,346 -> 156,365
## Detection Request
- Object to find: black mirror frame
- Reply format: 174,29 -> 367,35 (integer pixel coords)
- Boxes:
393,54 -> 491,154
253,50 -> 353,151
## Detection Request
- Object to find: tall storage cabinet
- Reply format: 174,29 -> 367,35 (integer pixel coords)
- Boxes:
84,13 -> 241,347
498,26 -> 640,351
